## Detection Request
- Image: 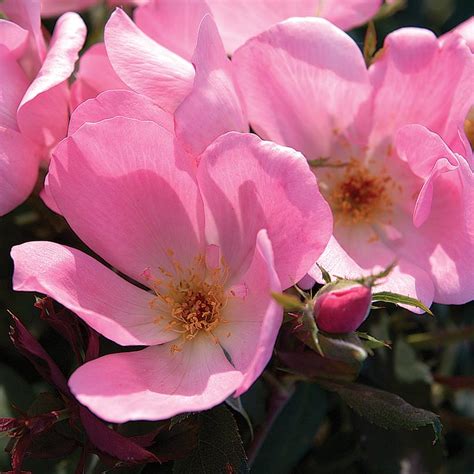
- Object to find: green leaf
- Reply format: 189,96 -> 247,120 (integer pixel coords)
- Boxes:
394,338 -> 433,384
320,381 -> 442,443
271,292 -> 304,311
372,291 -> 433,315
356,332 -> 391,350
173,405 -> 248,474
225,396 -> 254,439
251,383 -> 327,474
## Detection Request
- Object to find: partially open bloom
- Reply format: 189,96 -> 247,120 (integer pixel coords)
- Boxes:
12,109 -> 331,421
0,0 -> 85,215
314,282 -> 372,333
233,18 -> 474,308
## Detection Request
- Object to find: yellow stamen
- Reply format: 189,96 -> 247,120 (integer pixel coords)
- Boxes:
150,252 -> 230,353
326,159 -> 394,225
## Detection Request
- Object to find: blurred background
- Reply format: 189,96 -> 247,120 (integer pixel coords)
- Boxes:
1,0 -> 473,472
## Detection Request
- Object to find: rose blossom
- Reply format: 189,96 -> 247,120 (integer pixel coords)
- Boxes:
0,0 -> 85,215
232,18 -> 474,308
12,102 -> 332,421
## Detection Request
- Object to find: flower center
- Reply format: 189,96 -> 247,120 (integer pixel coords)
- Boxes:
326,159 -> 394,225
147,253 -> 229,352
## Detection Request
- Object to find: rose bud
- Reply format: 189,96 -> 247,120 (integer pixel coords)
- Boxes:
313,282 -> 372,333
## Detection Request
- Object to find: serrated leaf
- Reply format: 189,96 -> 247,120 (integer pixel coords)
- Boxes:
173,405 -> 248,474
320,381 -> 442,443
170,412 -> 194,429
372,291 -> 433,315
271,292 -> 304,311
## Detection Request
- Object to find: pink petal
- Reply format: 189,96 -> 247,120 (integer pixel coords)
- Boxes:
11,241 -> 177,346
216,230 -> 282,396
395,125 -> 474,304
48,116 -> 205,286
69,337 -> 242,422
205,0 -> 315,54
40,0 -> 98,17
0,127 -> 40,216
233,18 -> 371,160
69,89 -> 173,135
69,42 -> 128,111
197,132 -> 332,289
442,17 -> 474,53
17,12 -> 86,148
316,0 -> 382,31
175,14 -> 248,156
206,0 -> 382,53
134,0 -> 211,61
104,8 -> 194,113
1,0 -> 46,67
0,20 -> 29,57
0,52 -> 29,130
369,27 -> 474,155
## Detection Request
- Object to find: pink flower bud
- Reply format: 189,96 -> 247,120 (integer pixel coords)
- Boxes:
314,283 -> 372,333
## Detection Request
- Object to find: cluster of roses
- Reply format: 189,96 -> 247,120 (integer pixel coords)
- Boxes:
1,0 -> 473,427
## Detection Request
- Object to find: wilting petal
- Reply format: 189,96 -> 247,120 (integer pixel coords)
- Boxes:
216,230 -> 282,396
198,132 -> 332,288
369,27 -> 474,154
48,117 -> 205,286
233,18 -> 371,160
175,15 -> 248,156
0,127 -> 40,216
135,0 -> 211,61
69,337 -> 242,422
11,241 -> 177,346
69,89 -> 173,135
104,8 -> 194,113
396,125 -> 474,304
69,42 -> 128,111
17,12 -> 86,148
